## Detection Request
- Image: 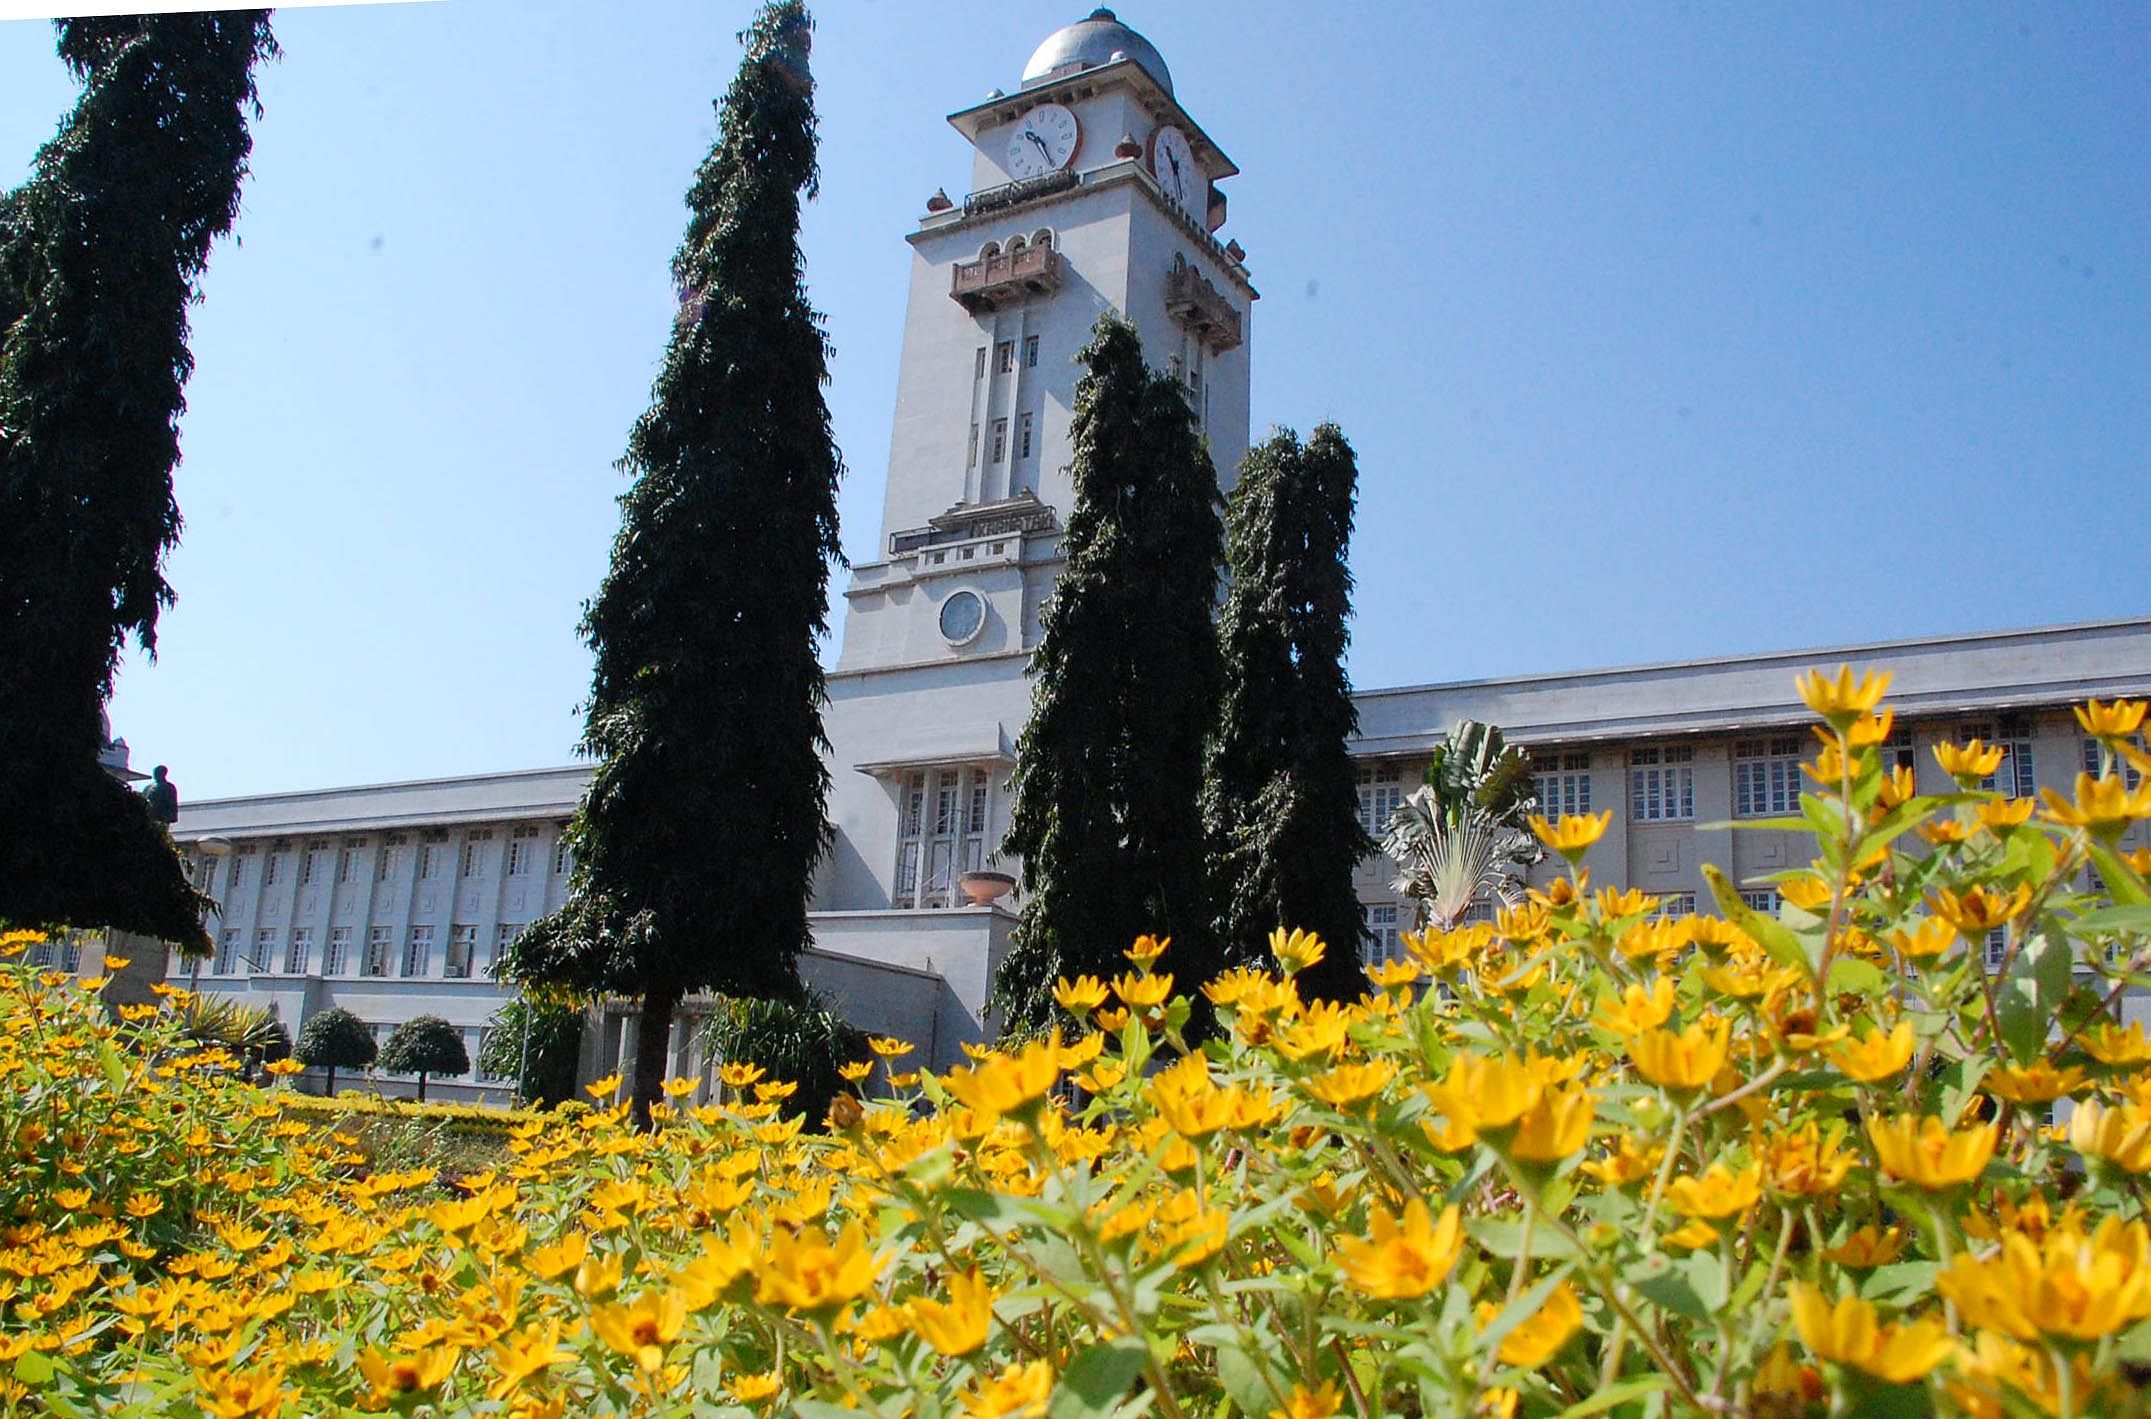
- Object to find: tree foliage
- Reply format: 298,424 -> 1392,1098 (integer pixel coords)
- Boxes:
994,316 -> 1224,1030
295,1006 -> 377,1095
477,1000 -> 585,1109
1381,720 -> 1543,930
503,2 -> 841,1125
377,1016 -> 468,1102
0,15 -> 276,949
698,991 -> 866,1130
1204,424 -> 1369,1000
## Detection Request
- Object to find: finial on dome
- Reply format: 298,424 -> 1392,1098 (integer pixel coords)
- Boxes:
925,188 -> 953,213
1114,133 -> 1142,159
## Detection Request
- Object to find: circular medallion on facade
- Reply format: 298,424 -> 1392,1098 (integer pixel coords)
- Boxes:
938,589 -> 987,646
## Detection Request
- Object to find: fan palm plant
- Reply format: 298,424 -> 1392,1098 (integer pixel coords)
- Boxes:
1380,720 -> 1544,931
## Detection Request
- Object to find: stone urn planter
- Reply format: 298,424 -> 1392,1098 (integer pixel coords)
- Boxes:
957,870 -> 1017,907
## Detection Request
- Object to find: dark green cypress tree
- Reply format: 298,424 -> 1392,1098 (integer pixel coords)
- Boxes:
1205,424 -> 1370,1001
503,1 -> 842,1125
994,316 -> 1224,1030
0,15 -> 277,949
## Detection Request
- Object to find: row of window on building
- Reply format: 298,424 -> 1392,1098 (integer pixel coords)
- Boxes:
207,921 -> 525,980
1352,720 -> 2089,835
196,824 -> 569,898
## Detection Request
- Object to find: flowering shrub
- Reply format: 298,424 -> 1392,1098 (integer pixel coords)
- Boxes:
7,675 -> 2151,1418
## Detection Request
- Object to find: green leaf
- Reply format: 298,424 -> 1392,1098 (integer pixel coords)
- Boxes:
1050,1337 -> 1151,1419
1704,865 -> 1815,976
13,1351 -> 55,1389
1681,1248 -> 1728,1311
1466,1216 -> 1580,1260
2090,843 -> 2151,906
1214,1343 -> 1281,1419
1555,1376 -> 1671,1418
1997,928 -> 2074,1065
1625,1252 -> 1712,1321
2071,904 -> 2151,935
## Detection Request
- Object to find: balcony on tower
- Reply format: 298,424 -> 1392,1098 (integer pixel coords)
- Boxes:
1165,254 -> 1242,353
950,239 -> 1064,313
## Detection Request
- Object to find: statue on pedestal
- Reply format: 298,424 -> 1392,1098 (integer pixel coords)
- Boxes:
143,765 -> 179,826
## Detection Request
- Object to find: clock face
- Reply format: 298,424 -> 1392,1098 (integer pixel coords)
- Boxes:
938,589 -> 986,646
1151,126 -> 1198,210
1005,103 -> 1079,179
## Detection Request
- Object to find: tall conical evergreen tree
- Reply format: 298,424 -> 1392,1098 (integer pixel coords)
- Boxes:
503,1 -> 842,1125
994,316 -> 1224,1030
0,14 -> 277,949
1204,423 -> 1369,1001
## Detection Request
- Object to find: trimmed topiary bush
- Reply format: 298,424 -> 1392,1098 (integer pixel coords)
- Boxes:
375,1014 -> 468,1102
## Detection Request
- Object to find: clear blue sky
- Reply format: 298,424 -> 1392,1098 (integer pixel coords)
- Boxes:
3,2 -> 2145,798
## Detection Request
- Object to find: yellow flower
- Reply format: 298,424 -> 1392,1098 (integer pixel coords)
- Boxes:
1053,975 -> 1109,1013
728,1369 -> 783,1403
2042,771 -> 2151,839
1269,1379 -> 1342,1419
1760,1121 -> 1855,1197
1334,1199 -> 1464,1300
1124,933 -> 1171,967
1984,1060 -> 2085,1103
583,1072 -> 623,1101
1529,809 -> 1611,860
1789,1284 -> 1953,1383
1796,665 -> 1891,729
905,1269 -> 996,1357
1977,796 -> 2035,831
1888,917 -> 1956,960
866,1036 -> 913,1059
1843,707 -> 1896,749
526,1231 -> 587,1281
1405,922 -> 1493,973
1592,978 -> 1675,1035
1304,1058 -> 1396,1111
1112,970 -> 1174,1010
2068,1098 -> 2151,1174
962,1359 -> 1053,1419
2077,697 -> 2148,739
197,1361 -> 291,1419
662,1075 -> 698,1098
357,1343 -> 459,1400
1508,1083 -> 1593,1164
1927,883 -> 2031,938
1663,1218 -> 1721,1250
1268,926 -> 1328,973
837,1059 -> 872,1083
1822,1224 -> 1905,1268
1666,1162 -> 1762,1219
573,1252 -> 622,1300
755,1219 -> 880,1314
1627,1019 -> 1730,1093
1935,738 -> 2007,781
1866,1113 -> 1997,1190
1936,1216 -> 2151,1342
1827,1020 -> 1915,1083
1580,1131 -> 1662,1188
942,1033 -> 1062,1119
2082,1020 -> 2151,1065
589,1288 -> 688,1374
487,1319 -> 572,1399
1482,1281 -> 1582,1367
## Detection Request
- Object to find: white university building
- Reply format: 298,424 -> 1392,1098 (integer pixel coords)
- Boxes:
157,11 -> 2151,1100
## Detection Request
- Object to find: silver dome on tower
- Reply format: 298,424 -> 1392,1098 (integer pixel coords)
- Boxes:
1021,8 -> 1172,96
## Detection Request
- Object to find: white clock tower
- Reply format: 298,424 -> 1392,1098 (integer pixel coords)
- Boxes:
807,10 -> 1255,1055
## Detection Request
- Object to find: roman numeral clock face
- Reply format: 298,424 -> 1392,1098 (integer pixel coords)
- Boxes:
1004,103 -> 1079,179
